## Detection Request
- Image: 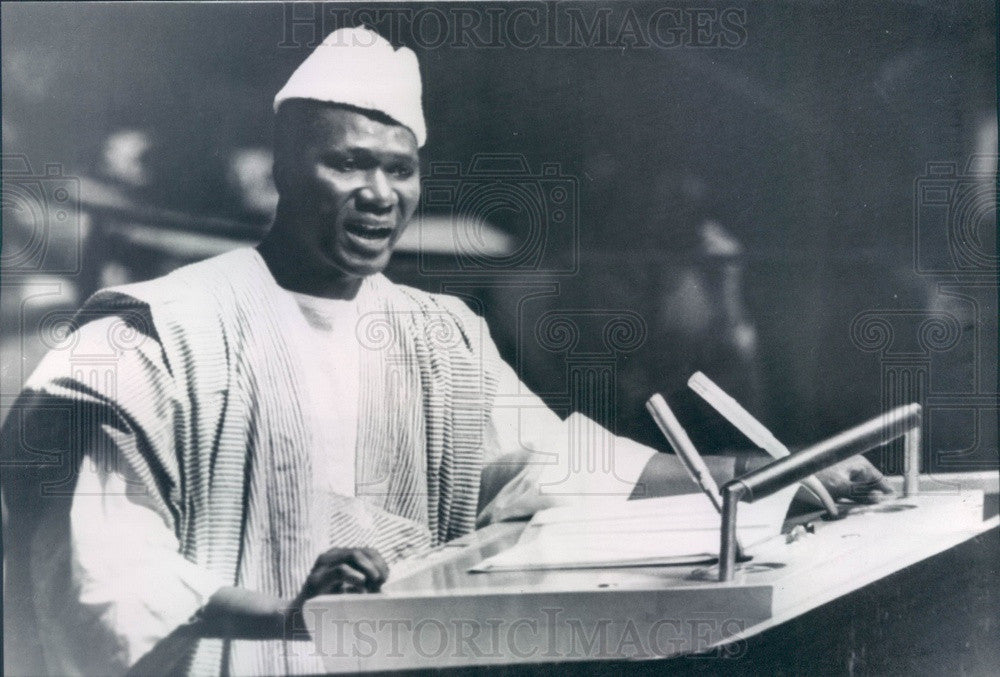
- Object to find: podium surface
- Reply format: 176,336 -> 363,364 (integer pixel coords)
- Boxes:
304,471 -> 998,673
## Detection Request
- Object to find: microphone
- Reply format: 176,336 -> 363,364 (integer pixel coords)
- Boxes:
646,393 -> 724,513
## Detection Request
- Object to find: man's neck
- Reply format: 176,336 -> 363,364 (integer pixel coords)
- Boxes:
256,229 -> 365,301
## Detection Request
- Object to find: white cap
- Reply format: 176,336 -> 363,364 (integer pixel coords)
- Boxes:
273,27 -> 426,147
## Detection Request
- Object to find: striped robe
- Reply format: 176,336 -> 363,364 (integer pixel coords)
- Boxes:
3,248 -> 504,675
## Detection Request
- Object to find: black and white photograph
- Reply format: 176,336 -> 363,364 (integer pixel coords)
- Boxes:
1,2 -> 997,675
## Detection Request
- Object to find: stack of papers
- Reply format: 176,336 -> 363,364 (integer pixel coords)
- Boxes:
470,486 -> 798,572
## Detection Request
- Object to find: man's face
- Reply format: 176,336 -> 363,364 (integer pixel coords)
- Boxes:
275,104 -> 421,279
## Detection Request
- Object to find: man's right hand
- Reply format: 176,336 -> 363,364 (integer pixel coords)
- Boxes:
285,547 -> 388,631
196,548 -> 389,642
285,548 -> 389,631
299,547 -> 389,596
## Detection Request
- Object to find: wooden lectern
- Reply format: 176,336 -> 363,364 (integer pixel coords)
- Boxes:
303,405 -> 998,673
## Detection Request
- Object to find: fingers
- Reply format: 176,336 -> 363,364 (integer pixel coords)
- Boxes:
310,548 -> 389,595
305,561 -> 368,595
847,468 -> 894,504
350,549 -> 388,592
360,548 -> 390,585
851,489 -> 889,505
875,473 -> 894,494
860,482 -> 894,503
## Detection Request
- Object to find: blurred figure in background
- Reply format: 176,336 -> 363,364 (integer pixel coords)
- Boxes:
495,166 -> 765,452
650,213 -> 764,453
100,129 -> 154,190
226,146 -> 279,226
85,127 -> 159,290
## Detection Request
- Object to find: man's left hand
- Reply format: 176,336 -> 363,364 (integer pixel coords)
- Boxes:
815,455 -> 894,504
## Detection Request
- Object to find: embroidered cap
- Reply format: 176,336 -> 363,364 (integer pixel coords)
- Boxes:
273,27 -> 426,147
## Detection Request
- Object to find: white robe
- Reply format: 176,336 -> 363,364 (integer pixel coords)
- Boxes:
15,250 -> 655,675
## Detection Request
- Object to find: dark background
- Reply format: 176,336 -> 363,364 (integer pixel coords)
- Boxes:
2,1 -> 996,470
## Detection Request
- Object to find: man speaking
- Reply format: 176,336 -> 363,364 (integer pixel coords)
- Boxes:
2,27 -> 889,676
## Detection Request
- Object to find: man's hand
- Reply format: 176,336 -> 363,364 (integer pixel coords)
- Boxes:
814,455 -> 894,504
285,547 -> 388,633
194,548 -> 389,642
297,547 -> 388,597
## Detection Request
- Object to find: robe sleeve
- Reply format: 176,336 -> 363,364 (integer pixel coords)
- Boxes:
479,353 -> 656,526
14,315 -> 226,675
425,293 -> 658,525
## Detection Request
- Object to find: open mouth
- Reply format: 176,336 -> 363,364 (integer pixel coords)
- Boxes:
344,222 -> 394,241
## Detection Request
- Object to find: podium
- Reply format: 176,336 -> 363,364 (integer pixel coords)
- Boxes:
303,400 -> 995,672
303,470 -> 997,673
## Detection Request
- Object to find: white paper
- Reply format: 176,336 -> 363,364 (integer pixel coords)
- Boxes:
470,486 -> 798,572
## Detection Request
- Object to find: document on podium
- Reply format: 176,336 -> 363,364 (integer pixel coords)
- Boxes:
470,485 -> 799,572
